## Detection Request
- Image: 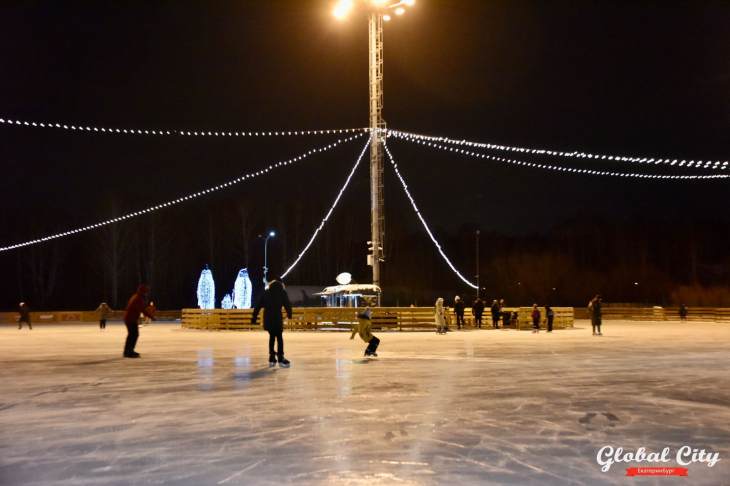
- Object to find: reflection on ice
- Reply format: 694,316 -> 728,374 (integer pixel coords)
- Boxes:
197,348 -> 214,391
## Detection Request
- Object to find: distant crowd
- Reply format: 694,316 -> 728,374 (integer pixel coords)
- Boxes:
433,296 -> 556,333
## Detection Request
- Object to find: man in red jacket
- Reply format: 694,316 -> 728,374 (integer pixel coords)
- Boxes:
123,284 -> 155,358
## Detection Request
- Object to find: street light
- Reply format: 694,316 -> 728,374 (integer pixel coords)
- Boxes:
261,230 -> 276,286
331,0 -> 415,302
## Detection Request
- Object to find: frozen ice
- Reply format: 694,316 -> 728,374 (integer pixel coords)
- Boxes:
0,321 -> 728,485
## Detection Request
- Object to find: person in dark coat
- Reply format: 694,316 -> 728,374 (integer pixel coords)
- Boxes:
252,279 -> 293,367
679,304 -> 688,321
490,299 -> 500,329
589,294 -> 603,336
531,304 -> 541,333
18,302 -> 32,330
472,297 -> 485,328
454,296 -> 465,329
545,305 -> 554,332
123,284 -> 155,358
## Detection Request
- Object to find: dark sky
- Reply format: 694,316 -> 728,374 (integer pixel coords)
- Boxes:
0,1 -> 728,304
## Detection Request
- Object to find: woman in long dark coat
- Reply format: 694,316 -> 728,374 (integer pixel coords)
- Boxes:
252,280 -> 293,367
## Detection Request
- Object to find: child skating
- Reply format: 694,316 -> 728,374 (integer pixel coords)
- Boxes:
351,307 -> 380,357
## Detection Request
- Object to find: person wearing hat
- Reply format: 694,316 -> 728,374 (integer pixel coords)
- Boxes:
351,306 -> 380,357
454,296 -> 465,330
95,302 -> 113,330
18,302 -> 31,330
123,284 -> 155,358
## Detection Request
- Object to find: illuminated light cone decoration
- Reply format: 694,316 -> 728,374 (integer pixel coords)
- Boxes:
233,268 -> 253,309
197,264 -> 216,309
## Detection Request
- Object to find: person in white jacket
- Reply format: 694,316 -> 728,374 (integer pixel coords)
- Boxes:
435,297 -> 447,334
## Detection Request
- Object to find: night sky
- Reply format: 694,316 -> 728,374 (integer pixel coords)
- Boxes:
1,1 -> 728,309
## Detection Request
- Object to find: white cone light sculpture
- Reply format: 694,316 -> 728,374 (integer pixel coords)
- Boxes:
233,268 -> 253,309
197,265 -> 216,309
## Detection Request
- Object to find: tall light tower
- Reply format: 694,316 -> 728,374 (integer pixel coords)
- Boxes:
333,0 -> 415,298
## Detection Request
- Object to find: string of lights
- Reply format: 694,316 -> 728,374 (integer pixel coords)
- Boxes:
0,133 -> 366,253
395,136 -> 730,180
0,116 -> 368,138
281,138 -> 371,280
388,129 -> 729,171
383,142 -> 479,290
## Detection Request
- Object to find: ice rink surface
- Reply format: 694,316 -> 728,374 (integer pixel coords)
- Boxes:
1,321 -> 729,485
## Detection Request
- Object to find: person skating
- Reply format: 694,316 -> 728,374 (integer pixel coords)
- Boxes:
95,302 -> 113,330
142,301 -> 156,327
472,297 -> 485,328
252,279 -> 293,368
490,299 -> 500,329
454,296 -> 465,329
545,305 -> 554,332
351,307 -> 380,357
123,284 -> 155,358
679,304 -> 688,322
434,297 -> 447,334
18,302 -> 32,330
531,304 -> 541,333
589,294 -> 603,336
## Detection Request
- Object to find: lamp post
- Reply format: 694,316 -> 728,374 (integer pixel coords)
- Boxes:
475,230 -> 480,299
332,0 -> 415,301
262,230 -> 276,286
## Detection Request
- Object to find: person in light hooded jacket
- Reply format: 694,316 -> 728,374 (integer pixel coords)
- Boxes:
95,302 -> 113,330
434,297 -> 447,334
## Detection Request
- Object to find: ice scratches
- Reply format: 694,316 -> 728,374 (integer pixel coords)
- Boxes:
372,460 -> 430,466
217,459 -> 265,484
438,455 -> 513,474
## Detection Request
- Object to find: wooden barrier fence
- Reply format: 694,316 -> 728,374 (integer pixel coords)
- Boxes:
573,306 -> 730,323
181,307 -> 576,331
0,310 -> 181,324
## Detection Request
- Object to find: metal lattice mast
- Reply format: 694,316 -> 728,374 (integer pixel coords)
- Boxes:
368,11 -> 385,296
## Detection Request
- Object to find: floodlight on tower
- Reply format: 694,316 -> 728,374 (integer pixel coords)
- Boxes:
336,272 -> 353,285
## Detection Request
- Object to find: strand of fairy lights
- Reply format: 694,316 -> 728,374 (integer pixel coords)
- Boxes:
281,138 -> 371,280
0,133 -> 366,252
389,129 -> 729,171
383,142 -> 478,289
395,136 -> 730,180
0,116 -> 367,138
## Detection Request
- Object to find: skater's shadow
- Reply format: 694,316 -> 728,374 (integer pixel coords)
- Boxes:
68,358 -> 119,366
233,367 -> 281,384
352,359 -> 374,365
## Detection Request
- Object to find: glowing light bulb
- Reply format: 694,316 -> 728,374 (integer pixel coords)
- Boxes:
383,14 -> 391,21
395,7 -> 405,15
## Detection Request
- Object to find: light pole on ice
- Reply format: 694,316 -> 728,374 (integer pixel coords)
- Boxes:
333,0 -> 416,303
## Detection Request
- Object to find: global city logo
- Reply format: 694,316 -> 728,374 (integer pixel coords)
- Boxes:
596,446 -> 721,477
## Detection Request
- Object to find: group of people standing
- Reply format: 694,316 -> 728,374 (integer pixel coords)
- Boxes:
435,296 -> 555,332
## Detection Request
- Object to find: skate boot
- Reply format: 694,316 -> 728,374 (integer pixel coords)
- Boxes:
279,357 -> 291,368
268,356 -> 277,368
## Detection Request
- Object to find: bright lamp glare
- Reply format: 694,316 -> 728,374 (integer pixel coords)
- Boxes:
395,7 -> 405,15
332,0 -> 352,19
269,231 -> 276,237
383,14 -> 391,21
372,0 -> 388,5
403,0 -> 415,5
